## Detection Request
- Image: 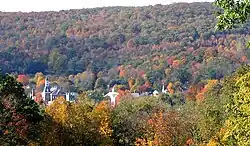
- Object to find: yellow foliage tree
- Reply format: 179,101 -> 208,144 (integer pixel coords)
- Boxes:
92,101 -> 113,145
39,97 -> 71,145
46,96 -> 69,125
34,72 -> 44,87
42,96 -> 113,145
167,82 -> 174,94
128,78 -> 135,90
135,110 -> 190,146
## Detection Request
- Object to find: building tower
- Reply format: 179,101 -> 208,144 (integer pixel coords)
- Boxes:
66,93 -> 70,102
42,76 -> 51,104
29,88 -> 36,100
162,84 -> 168,94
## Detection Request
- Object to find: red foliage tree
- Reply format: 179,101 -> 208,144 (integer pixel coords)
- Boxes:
17,75 -> 29,86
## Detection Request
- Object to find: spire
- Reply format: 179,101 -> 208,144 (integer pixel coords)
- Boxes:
66,93 -> 70,102
162,84 -> 165,93
45,76 -> 49,86
31,88 -> 35,98
112,86 -> 115,92
43,76 -> 51,93
30,88 -> 35,100
162,83 -> 168,94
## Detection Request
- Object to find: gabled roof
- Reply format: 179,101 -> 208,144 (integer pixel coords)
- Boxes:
51,87 -> 66,96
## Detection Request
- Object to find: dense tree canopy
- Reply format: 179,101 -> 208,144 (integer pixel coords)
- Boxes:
0,74 -> 43,145
0,3 -> 249,79
215,0 -> 250,30
1,1 -> 250,145
2,3 -> 250,94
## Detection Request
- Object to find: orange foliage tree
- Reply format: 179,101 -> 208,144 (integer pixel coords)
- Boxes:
145,81 -> 151,88
196,80 -> 218,102
186,83 -> 204,101
135,110 -> 191,146
34,72 -> 44,89
92,101 -> 113,144
119,69 -> 126,78
242,55 -> 248,63
37,79 -> 45,91
127,39 -> 134,49
17,75 -> 29,86
34,92 -> 43,104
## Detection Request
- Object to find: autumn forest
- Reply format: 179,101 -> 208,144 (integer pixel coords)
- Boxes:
1,1 -> 250,145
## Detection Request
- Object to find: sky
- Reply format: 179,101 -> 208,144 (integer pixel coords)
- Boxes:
0,0 -> 214,12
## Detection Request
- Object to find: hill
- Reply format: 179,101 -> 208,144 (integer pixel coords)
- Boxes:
1,2 -> 250,90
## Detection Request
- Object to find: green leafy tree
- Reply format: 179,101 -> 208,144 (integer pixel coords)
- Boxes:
48,50 -> 67,74
196,83 -> 226,144
85,90 -> 105,103
215,0 -> 250,30
196,65 -> 250,145
0,74 -> 43,145
215,0 -> 250,46
219,71 -> 250,145
111,96 -> 165,145
94,77 -> 106,90
176,68 -> 191,84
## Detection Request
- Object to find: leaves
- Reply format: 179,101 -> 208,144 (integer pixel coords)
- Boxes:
111,96 -> 164,145
0,74 -> 43,145
219,72 -> 250,145
214,0 -> 250,30
214,0 -> 250,48
17,75 -> 29,86
41,95 -> 113,145
137,110 -> 191,146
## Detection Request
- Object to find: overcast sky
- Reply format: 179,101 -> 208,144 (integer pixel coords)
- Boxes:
0,0 -> 214,12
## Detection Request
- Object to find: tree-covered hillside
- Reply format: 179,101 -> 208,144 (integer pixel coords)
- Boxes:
1,2 -> 250,90
4,2 -> 250,145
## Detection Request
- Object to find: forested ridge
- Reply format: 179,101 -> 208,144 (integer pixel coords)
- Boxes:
2,2 -> 250,101
3,1 -> 250,145
1,2 -> 250,78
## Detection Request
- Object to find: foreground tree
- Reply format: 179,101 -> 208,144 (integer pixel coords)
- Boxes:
201,65 -> 250,145
0,73 -> 43,145
136,110 -> 191,146
215,0 -> 250,46
215,0 -> 250,30
219,70 -> 250,145
43,96 -> 113,145
111,96 -> 166,145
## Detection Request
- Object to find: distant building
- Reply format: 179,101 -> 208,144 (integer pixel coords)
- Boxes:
30,76 -> 78,105
152,84 -> 169,97
29,88 -> 36,100
162,84 -> 168,94
104,84 -> 169,106
131,93 -> 140,98
153,90 -> 160,96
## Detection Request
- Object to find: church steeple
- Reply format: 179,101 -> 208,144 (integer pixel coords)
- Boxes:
43,76 -> 51,93
42,76 -> 51,104
162,84 -> 168,94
